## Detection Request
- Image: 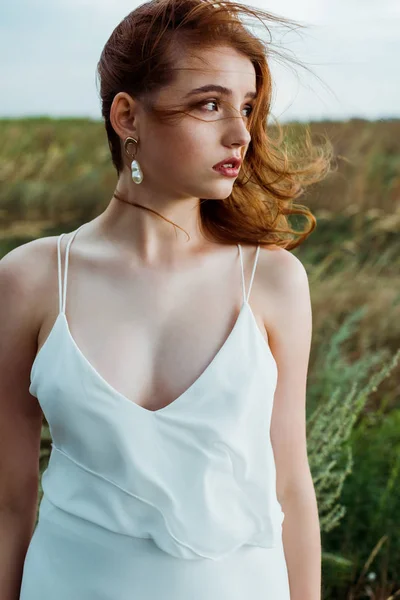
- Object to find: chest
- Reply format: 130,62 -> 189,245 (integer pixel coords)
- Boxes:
64,296 -> 246,412
36,264 -> 269,413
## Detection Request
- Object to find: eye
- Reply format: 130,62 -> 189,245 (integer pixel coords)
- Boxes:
198,98 -> 254,117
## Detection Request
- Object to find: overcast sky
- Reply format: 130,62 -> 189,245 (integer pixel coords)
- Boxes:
1,0 -> 399,122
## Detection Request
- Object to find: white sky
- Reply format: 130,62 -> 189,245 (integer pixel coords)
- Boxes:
1,0 -> 399,122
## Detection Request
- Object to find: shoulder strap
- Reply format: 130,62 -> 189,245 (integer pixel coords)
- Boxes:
56,224 -> 86,314
237,244 -> 261,303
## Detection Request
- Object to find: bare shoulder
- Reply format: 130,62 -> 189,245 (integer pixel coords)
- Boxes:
256,244 -> 311,336
0,233 -> 59,272
258,243 -> 309,289
0,234 -> 60,328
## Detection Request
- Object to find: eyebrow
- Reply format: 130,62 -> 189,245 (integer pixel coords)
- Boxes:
184,84 -> 257,100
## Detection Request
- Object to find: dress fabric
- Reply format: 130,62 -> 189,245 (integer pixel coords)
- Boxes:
20,224 -> 291,599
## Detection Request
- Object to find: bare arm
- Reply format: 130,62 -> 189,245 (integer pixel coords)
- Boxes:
0,241 -> 46,600
265,248 -> 321,600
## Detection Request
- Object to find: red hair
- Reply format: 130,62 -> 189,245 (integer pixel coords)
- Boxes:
97,0 -> 334,249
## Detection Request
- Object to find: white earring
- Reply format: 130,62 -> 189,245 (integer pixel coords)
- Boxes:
124,137 -> 143,184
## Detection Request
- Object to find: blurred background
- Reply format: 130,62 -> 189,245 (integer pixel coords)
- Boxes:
0,1 -> 399,598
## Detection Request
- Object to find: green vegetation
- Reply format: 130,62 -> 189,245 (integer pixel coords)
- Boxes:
1,116 -> 399,599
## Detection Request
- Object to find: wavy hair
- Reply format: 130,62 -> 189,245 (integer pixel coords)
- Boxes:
96,0 -> 335,250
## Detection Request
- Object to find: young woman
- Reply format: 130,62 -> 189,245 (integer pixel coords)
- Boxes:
0,0 -> 332,598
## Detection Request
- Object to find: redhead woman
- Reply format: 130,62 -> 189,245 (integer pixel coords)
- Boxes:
0,0 -> 332,598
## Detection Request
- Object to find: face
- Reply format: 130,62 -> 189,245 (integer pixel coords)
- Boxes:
113,45 -> 257,201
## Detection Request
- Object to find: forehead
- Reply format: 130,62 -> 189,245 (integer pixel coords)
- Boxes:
171,45 -> 256,92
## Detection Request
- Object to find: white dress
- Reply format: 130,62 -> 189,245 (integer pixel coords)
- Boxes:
19,225 -> 291,599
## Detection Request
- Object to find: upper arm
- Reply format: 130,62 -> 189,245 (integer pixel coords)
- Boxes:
263,248 -> 313,502
0,239 -> 50,513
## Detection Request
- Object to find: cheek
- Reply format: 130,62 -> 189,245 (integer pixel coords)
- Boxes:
145,122 -> 215,170
176,126 -> 215,162
158,139 -> 208,168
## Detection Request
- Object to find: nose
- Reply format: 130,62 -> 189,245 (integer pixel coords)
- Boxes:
226,118 -> 251,153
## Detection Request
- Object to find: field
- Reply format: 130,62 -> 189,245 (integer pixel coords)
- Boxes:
1,116 -> 399,599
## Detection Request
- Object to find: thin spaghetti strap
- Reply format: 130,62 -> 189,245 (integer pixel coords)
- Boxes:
237,244 -> 261,304
58,224 -> 86,315
237,244 -> 246,304
57,234 -> 66,314
247,245 -> 260,302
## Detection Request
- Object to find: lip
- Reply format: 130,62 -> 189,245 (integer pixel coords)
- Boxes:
212,164 -> 240,178
212,156 -> 242,169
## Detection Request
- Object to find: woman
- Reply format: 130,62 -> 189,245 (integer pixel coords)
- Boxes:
0,0 -> 332,598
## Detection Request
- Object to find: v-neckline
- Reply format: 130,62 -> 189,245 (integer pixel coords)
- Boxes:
61,301 -> 251,416
31,300 -> 274,417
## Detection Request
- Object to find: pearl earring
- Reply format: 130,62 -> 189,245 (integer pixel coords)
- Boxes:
124,136 -> 143,184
